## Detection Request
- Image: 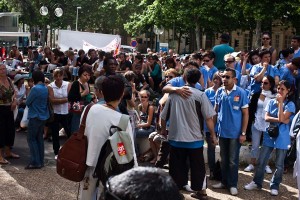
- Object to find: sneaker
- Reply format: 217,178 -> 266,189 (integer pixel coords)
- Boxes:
190,191 -> 208,200
270,189 -> 278,196
229,187 -> 238,196
212,183 -> 226,189
244,164 -> 254,172
183,184 -> 194,192
265,165 -> 272,174
244,181 -> 258,190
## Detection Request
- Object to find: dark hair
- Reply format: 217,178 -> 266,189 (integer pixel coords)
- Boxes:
78,49 -> 85,56
292,35 -> 300,42
165,58 -> 176,68
259,50 -> 271,58
249,50 -> 260,65
278,80 -> 293,100
78,66 -> 92,77
98,50 -> 106,59
106,167 -> 183,200
202,51 -> 215,59
94,76 -> 106,91
186,61 -> 199,69
224,67 -> 236,78
192,53 -> 202,60
124,70 -> 136,82
280,48 -> 294,58
266,75 -> 276,94
135,54 -> 144,63
102,75 -> 124,102
32,70 -> 45,84
292,57 -> 300,69
103,56 -> 117,74
185,68 -> 201,85
262,32 -> 272,39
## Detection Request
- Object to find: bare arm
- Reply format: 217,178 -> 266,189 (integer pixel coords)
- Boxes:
254,63 -> 268,82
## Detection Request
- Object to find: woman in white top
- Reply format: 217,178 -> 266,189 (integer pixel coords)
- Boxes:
79,75 -> 137,200
48,69 -> 71,158
244,75 -> 276,173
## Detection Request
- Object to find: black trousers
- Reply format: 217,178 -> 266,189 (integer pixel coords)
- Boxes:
50,113 -> 70,155
155,140 -> 170,168
169,145 -> 206,191
0,106 -> 15,148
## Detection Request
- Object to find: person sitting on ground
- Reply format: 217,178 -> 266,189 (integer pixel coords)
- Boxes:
104,166 -> 183,200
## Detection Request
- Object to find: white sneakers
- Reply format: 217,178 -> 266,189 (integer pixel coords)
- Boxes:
265,165 -> 272,174
244,164 -> 272,174
244,164 -> 254,172
270,189 -> 278,196
212,183 -> 226,189
244,181 -> 259,190
182,184 -> 194,192
229,187 -> 238,196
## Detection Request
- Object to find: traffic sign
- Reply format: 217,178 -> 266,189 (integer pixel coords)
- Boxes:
131,40 -> 137,47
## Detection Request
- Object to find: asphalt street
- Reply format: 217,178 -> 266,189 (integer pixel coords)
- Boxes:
0,130 -> 299,200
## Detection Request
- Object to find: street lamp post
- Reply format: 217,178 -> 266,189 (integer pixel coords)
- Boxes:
153,25 -> 164,53
76,7 -> 82,31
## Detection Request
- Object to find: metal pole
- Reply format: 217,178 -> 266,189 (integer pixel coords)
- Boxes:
76,7 -> 81,31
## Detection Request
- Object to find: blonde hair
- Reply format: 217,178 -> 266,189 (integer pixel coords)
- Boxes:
139,89 -> 150,97
53,68 -> 64,77
165,68 -> 179,77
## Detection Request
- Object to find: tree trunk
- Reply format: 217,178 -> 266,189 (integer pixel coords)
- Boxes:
50,25 -> 53,49
177,32 -> 182,54
195,24 -> 201,51
254,20 -> 261,49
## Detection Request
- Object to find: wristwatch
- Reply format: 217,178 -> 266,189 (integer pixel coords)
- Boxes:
241,132 -> 246,136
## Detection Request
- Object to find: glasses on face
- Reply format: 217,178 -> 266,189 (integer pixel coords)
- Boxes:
140,96 -> 148,99
224,60 -> 234,63
165,76 -> 174,79
262,38 -> 270,40
221,75 -> 231,79
262,81 -> 269,85
203,60 -> 210,62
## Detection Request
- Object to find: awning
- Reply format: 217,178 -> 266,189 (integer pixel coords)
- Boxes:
0,32 -> 30,37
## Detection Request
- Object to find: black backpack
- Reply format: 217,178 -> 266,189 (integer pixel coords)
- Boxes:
93,115 -> 134,186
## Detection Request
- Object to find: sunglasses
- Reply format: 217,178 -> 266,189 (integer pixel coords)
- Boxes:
262,38 -> 270,40
140,96 -> 148,98
165,76 -> 174,78
221,75 -> 232,79
262,81 -> 269,85
224,60 -> 234,63
203,60 -> 210,62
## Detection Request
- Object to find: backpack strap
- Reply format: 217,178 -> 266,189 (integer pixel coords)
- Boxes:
78,103 -> 94,139
118,114 -> 130,131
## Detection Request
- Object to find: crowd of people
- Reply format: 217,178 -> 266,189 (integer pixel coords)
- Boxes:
1,32 -> 300,199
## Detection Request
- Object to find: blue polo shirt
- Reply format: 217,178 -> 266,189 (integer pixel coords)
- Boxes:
263,99 -> 295,150
207,66 -> 218,81
26,83 -> 49,121
204,87 -> 218,133
280,65 -> 295,86
215,85 -> 249,139
168,76 -> 203,90
249,64 -> 277,94
199,67 -> 209,89
235,62 -> 252,74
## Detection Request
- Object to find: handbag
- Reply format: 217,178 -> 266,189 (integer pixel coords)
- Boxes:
267,123 -> 279,138
56,103 -> 94,182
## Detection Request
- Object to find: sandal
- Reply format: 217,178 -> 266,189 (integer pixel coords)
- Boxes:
0,158 -> 9,165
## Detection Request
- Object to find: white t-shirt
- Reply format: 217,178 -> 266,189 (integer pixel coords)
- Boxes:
83,104 -> 137,167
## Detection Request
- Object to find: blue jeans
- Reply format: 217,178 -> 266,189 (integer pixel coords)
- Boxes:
205,132 -> 216,172
27,118 -> 46,166
253,146 -> 287,190
219,137 -> 241,188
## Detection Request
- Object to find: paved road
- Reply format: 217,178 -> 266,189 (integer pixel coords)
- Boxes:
0,131 -> 299,200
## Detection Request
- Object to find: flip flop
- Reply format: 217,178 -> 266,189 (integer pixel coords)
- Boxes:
5,153 -> 20,159
0,158 -> 9,164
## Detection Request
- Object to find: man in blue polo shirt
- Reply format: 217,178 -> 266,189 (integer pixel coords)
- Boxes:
212,68 -> 249,196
